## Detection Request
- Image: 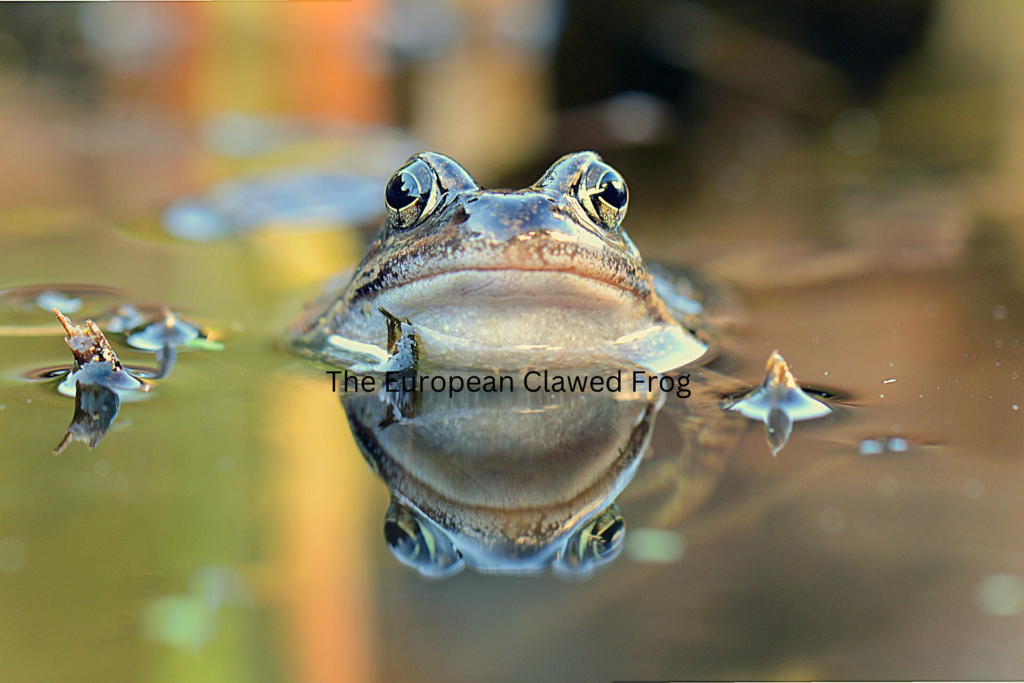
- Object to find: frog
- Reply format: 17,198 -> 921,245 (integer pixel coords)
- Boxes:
285,152 -> 843,578
289,151 -> 710,374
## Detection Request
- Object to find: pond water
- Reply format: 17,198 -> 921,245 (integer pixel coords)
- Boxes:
0,179 -> 1022,683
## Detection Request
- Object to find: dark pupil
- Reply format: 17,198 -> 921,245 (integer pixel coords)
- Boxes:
596,177 -> 626,210
386,171 -> 422,211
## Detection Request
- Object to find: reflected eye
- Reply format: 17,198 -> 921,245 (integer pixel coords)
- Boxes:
383,500 -> 463,577
578,164 -> 629,231
553,504 -> 625,579
384,158 -> 439,230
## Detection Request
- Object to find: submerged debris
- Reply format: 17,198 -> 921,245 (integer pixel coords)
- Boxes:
727,350 -> 831,455
52,308 -> 147,454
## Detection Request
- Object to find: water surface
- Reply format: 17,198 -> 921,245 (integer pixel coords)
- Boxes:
0,198 -> 1022,683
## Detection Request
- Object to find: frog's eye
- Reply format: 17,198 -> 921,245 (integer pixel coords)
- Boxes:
578,164 -> 629,231
383,500 -> 464,577
553,504 -> 625,579
385,158 -> 440,230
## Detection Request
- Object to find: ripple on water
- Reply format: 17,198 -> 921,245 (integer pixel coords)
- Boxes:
0,284 -> 123,326
724,350 -> 841,454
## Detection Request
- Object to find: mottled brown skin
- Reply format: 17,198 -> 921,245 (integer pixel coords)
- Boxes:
289,151 -> 683,366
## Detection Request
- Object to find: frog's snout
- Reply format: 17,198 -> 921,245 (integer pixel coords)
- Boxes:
457,192 -> 587,244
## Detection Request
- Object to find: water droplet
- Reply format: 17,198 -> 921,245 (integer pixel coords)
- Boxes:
992,305 -> 1007,320
217,455 -> 235,472
94,459 -> 111,477
765,406 -> 792,455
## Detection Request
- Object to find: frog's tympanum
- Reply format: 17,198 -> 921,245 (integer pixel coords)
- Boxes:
290,151 -> 707,372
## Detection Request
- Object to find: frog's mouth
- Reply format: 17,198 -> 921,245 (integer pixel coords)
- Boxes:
366,228 -> 666,310
381,267 -> 649,311
374,268 -> 664,348
291,235 -> 709,372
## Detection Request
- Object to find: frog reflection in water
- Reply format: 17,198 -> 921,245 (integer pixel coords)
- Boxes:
290,152 -> 825,576
343,359 -> 746,577
289,151 -> 708,373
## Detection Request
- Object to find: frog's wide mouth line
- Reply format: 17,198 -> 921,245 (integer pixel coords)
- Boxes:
375,267 -> 655,311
